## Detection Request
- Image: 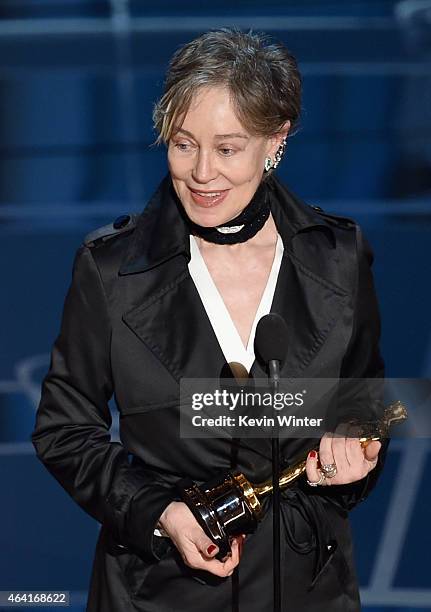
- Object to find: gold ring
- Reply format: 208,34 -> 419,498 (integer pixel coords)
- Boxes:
306,471 -> 326,487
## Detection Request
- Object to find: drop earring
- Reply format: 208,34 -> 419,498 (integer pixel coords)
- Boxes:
264,156 -> 273,172
272,137 -> 287,169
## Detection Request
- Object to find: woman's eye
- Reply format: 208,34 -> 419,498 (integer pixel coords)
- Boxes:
219,148 -> 235,156
174,143 -> 191,152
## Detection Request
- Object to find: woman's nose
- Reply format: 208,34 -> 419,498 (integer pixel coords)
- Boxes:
192,150 -> 218,183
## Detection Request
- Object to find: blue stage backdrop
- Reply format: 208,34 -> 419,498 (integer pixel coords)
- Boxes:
1,1 -> 430,610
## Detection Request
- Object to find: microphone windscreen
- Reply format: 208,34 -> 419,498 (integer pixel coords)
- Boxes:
254,313 -> 288,366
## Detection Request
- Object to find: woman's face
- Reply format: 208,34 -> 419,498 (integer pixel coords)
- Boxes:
168,86 -> 287,227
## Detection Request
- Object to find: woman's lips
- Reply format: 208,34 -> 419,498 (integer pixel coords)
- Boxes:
189,188 -> 229,208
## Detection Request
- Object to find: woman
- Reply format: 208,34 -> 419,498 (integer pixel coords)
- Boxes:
32,29 -> 386,611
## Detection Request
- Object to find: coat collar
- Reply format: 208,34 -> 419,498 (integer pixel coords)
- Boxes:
266,174 -> 336,249
119,174 -> 191,276
118,173 -> 336,276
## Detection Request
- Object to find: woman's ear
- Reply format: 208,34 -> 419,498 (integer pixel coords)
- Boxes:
277,120 -> 291,148
267,120 -> 291,158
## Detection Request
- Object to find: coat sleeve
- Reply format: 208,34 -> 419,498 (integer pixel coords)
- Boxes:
308,226 -> 389,513
31,245 -> 177,562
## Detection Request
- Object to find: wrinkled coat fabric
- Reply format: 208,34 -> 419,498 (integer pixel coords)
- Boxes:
32,174 -> 387,611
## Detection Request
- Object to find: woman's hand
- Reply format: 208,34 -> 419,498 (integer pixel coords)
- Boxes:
158,501 -> 244,577
305,423 -> 381,486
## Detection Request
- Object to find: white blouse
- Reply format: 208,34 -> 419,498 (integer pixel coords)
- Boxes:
188,233 -> 284,373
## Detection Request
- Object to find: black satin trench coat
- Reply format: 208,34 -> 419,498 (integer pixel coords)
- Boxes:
32,174 -> 387,612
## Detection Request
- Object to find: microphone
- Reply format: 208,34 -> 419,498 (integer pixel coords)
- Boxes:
254,313 -> 288,612
255,313 -> 288,387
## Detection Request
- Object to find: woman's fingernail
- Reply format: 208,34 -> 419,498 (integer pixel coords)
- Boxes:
207,544 -> 217,555
309,450 -> 317,459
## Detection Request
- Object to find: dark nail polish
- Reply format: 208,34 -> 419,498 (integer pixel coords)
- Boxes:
309,450 -> 317,459
207,544 -> 217,555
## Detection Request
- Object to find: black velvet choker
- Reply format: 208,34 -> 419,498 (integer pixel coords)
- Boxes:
187,180 -> 270,245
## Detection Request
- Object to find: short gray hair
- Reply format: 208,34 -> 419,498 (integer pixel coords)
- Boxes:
152,28 -> 302,144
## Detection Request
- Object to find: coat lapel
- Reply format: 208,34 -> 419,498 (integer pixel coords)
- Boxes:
122,264 -> 228,382
250,176 -> 349,380
119,175 -> 227,382
251,250 -> 350,379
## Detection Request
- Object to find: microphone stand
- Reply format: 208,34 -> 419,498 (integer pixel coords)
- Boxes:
268,359 -> 281,612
